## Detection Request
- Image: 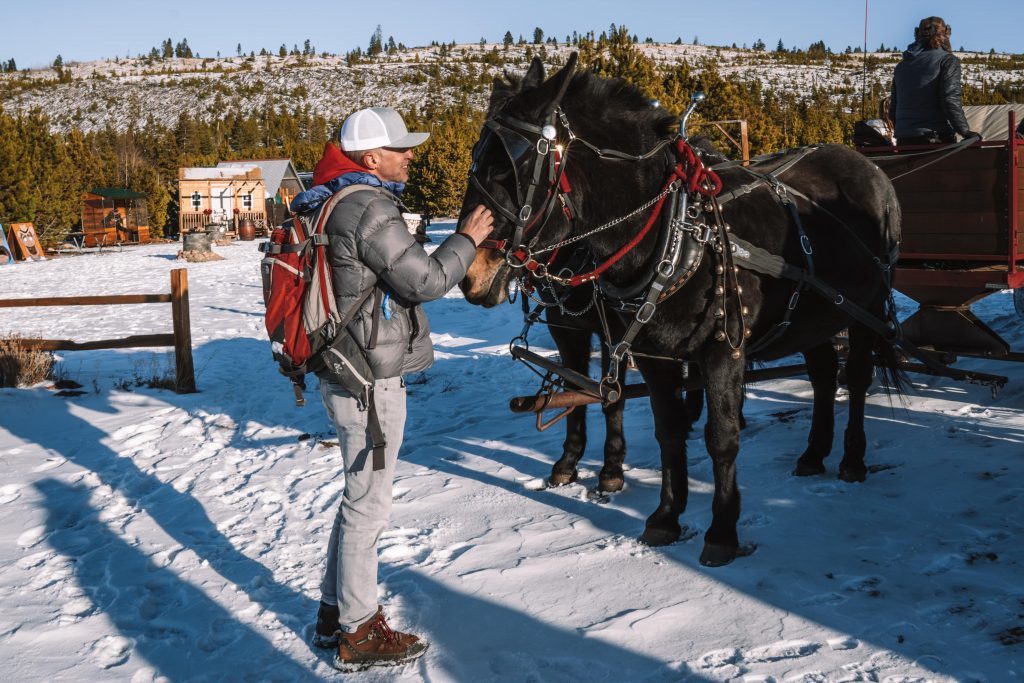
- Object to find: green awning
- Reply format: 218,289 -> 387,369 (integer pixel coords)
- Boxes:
89,187 -> 147,199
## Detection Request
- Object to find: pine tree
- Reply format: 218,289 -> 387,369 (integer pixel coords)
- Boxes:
279,44 -> 287,57
405,102 -> 486,216
368,25 -> 383,56
503,31 -> 513,48
162,39 -> 173,59
533,27 -> 544,45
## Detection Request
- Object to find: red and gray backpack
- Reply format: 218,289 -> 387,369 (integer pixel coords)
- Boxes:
259,185 -> 387,467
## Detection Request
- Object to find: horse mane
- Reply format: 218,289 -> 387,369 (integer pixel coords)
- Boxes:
490,66 -> 677,144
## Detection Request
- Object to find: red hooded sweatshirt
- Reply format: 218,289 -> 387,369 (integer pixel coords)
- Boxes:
312,142 -> 368,186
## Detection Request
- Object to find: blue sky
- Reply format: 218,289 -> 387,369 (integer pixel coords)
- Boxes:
5,0 -> 1020,68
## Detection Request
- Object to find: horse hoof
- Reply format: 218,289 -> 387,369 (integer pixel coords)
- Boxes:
598,477 -> 624,493
838,465 -> 867,483
700,542 -> 755,566
793,460 -> 826,477
639,526 -> 680,547
699,543 -> 738,567
548,470 -> 578,487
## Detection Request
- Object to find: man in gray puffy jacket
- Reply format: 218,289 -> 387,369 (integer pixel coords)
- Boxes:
302,106 -> 493,672
889,16 -> 980,145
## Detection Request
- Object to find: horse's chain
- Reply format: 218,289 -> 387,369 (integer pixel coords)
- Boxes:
531,181 -> 681,256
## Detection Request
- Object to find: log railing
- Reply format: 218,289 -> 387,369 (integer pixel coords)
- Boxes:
0,268 -> 197,393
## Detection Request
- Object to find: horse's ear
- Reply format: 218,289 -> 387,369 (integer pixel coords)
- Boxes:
548,53 -> 578,109
518,52 -> 578,119
522,57 -> 545,90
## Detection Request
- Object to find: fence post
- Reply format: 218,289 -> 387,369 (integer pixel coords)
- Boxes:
170,268 -> 197,393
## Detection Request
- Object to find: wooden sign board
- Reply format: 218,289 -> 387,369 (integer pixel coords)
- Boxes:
0,224 -> 14,264
9,222 -> 45,261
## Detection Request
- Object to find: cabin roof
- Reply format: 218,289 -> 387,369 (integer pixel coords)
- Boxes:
89,187 -> 147,199
216,159 -> 304,196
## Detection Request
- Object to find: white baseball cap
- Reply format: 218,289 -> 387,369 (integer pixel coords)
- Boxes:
339,107 -> 429,152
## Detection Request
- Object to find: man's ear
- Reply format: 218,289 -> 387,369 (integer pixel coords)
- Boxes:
362,151 -> 379,169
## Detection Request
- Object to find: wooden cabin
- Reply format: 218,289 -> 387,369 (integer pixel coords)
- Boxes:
216,158 -> 305,229
177,165 -> 267,235
81,188 -> 151,246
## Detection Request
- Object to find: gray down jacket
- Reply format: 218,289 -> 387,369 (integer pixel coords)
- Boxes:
321,186 -> 477,379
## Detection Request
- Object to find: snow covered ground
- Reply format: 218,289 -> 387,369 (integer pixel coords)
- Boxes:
0,228 -> 1022,682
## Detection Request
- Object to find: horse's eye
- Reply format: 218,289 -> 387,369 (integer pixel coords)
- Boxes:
488,167 -> 512,183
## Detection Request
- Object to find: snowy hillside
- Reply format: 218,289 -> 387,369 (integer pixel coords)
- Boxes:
2,43 -> 1021,134
0,228 -> 1022,681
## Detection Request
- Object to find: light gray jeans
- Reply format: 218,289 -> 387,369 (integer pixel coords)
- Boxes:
319,375 -> 406,632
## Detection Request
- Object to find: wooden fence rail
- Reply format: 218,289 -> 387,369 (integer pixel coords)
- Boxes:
0,268 -> 197,393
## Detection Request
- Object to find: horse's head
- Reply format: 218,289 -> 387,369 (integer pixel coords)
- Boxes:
458,54 -> 579,307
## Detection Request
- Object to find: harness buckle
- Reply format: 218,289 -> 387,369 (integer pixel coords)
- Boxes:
556,109 -> 576,140
536,138 -> 551,156
691,224 -> 713,244
505,247 -> 532,269
635,301 -> 657,324
519,204 -> 533,222
800,234 -> 813,255
657,259 -> 675,278
611,341 -> 632,362
788,291 -> 800,310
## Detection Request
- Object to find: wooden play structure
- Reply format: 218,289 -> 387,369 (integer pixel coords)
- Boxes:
80,188 -> 152,247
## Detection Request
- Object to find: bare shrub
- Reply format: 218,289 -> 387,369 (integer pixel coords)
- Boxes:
113,354 -> 177,392
0,334 -> 55,387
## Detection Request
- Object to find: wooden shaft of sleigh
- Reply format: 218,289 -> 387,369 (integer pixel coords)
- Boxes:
509,363 -> 807,413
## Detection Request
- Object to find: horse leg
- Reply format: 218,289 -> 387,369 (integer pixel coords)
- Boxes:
683,361 -> 704,424
547,324 -> 593,487
793,341 -> 839,476
597,345 -> 627,492
637,359 -> 691,546
838,322 -> 874,483
699,350 -> 746,566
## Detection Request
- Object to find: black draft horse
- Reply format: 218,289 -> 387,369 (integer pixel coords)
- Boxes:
459,54 -> 904,567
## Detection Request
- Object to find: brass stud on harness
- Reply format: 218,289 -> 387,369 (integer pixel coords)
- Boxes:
736,285 -> 743,295
715,265 -> 725,275
715,330 -> 727,341
741,306 -> 749,316
731,349 -> 742,360
714,308 -> 724,319
716,285 -> 724,296
744,328 -> 752,338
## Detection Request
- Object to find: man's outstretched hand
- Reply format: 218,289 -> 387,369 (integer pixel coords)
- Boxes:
458,205 -> 494,247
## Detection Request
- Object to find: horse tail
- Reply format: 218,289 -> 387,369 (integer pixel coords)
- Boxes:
873,330 -> 911,401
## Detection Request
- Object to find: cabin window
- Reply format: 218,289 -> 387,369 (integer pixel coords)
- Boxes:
190,191 -> 201,209
243,193 -> 253,210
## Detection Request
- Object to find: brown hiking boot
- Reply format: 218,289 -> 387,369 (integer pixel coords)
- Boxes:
333,607 -> 428,672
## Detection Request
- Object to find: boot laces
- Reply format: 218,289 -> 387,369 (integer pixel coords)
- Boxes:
370,613 -> 400,644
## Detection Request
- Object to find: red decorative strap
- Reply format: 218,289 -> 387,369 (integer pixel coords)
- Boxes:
565,139 -> 720,287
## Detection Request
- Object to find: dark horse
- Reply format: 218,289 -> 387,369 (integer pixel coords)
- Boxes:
459,55 -> 903,567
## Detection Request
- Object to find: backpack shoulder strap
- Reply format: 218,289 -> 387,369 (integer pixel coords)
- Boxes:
311,183 -> 381,235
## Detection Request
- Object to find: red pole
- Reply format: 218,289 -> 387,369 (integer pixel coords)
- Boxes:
1010,110 -> 1019,277
862,0 -> 870,118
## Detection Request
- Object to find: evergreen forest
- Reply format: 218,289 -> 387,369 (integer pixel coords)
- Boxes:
1,27 -> 1021,248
